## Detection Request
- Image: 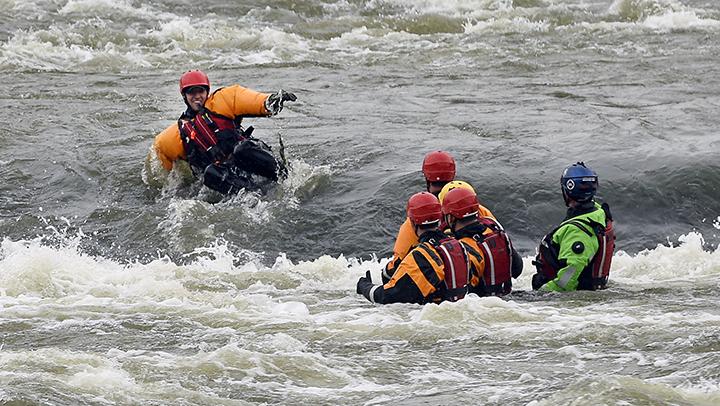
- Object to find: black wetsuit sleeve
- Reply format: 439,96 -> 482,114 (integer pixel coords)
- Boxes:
373,273 -> 425,305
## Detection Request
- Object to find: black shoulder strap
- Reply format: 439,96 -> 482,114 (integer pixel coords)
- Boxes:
562,219 -> 594,236
601,202 -> 613,222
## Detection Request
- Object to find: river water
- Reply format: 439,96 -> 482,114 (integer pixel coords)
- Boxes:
1,0 -> 720,404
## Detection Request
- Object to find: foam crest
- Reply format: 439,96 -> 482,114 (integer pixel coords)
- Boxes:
530,374 -> 720,406
278,253 -> 382,291
463,17 -> 550,34
58,0 -> 159,19
1,9 -> 310,72
609,0 -> 680,20
148,20 -> 311,65
163,340 -> 356,389
415,295 -> 542,325
0,348 -> 141,400
371,0 -> 509,16
0,236 -> 195,300
612,232 -> 720,285
643,10 -> 720,30
0,23 -> 154,72
608,0 -> 720,29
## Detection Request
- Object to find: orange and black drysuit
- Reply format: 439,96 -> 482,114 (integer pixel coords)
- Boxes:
357,230 -> 469,305
382,204 -> 496,283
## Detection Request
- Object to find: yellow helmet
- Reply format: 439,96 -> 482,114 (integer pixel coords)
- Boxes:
438,180 -> 476,204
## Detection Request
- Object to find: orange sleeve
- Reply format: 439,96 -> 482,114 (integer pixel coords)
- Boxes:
478,204 -> 495,219
205,85 -> 271,118
392,218 -> 419,261
153,124 -> 185,171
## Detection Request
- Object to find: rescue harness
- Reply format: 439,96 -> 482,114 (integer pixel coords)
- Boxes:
178,109 -> 245,172
474,217 -> 514,296
430,237 -> 470,302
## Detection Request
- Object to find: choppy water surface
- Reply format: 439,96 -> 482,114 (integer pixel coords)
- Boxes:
1,0 -> 720,404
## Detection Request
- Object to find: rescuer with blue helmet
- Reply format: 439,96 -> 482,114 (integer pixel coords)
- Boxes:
532,162 -> 615,292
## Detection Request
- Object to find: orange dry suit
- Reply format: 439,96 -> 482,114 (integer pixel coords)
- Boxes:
153,85 -> 285,193
154,85 -> 270,171
357,230 -> 470,304
453,217 -> 522,296
382,203 -> 495,283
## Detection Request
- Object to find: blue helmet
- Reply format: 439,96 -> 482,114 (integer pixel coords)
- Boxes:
560,162 -> 598,202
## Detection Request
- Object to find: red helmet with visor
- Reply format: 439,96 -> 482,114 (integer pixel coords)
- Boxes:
179,70 -> 210,94
407,192 -> 442,226
441,187 -> 479,219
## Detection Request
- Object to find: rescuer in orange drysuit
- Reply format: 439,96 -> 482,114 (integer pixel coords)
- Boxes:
153,70 -> 296,194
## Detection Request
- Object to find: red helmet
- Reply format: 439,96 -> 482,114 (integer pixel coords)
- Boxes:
441,187 -> 479,219
179,70 -> 210,94
422,151 -> 456,182
406,192 -> 442,225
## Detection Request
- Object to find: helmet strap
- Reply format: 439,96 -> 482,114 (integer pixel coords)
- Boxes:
562,189 -> 571,207
445,215 -> 456,232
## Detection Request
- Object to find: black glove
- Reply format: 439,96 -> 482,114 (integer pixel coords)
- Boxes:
356,271 -> 374,295
265,89 -> 297,115
511,248 -> 523,279
531,273 -> 548,291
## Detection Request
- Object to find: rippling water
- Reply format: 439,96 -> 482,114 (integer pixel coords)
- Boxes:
1,0 -> 720,404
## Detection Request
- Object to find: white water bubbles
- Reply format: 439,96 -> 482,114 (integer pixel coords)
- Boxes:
612,231 -> 720,286
608,0 -> 720,30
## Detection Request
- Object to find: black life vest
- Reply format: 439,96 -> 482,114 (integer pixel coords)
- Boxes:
178,109 -> 245,173
534,203 -> 615,290
432,237 -> 470,302
474,217 -> 514,295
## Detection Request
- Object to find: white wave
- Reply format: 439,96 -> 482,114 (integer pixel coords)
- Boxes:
608,0 -> 720,30
643,10 -> 720,30
463,16 -> 550,34
148,19 -> 312,66
530,374 -> 720,406
611,232 -> 720,286
0,348 -> 141,401
0,23 -> 154,71
370,0 -> 513,16
1,228 -> 719,404
0,8 -> 311,71
276,253 -> 385,292
1,227 -> 718,312
58,0 -> 162,19
2,0 -> 51,20
608,0 -> 679,16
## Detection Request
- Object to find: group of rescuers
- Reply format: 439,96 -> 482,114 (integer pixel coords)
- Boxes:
152,71 -> 616,304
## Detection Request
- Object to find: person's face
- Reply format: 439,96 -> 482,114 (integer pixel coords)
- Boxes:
184,87 -> 208,111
